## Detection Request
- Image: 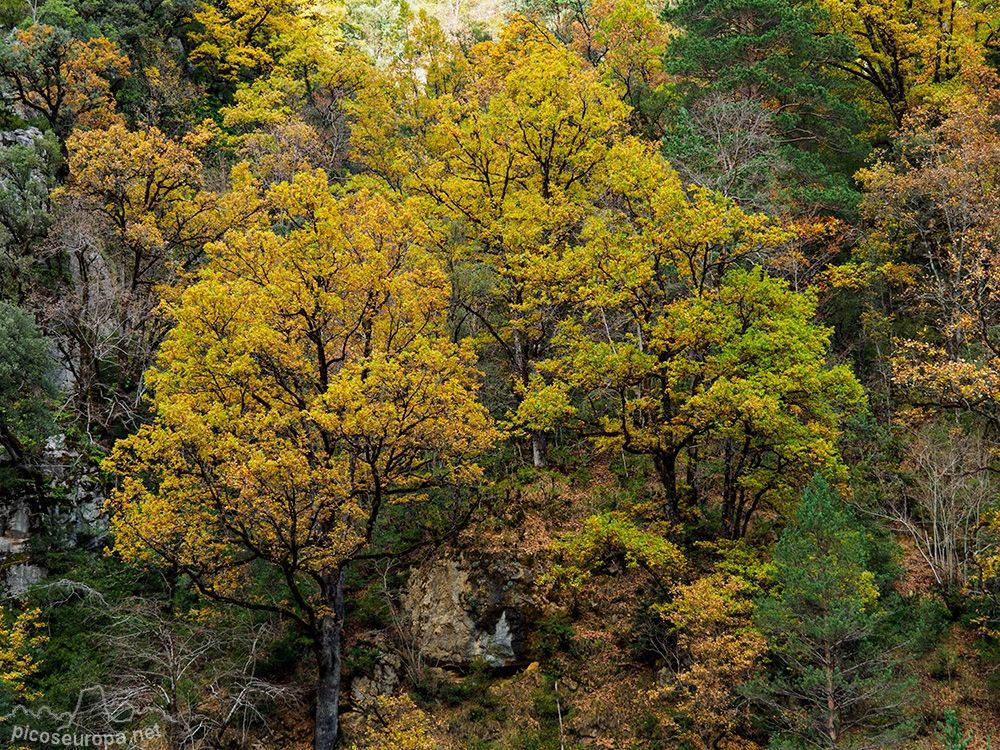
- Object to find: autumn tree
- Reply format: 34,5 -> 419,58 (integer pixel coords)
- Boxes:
526,266 -> 863,534
47,121 -> 260,438
818,0 -> 1000,127
648,541 -> 772,750
104,170 -> 498,750
517,139 -> 864,532
20,0 -> 202,127
63,121 -> 237,291
0,24 -> 128,144
352,18 -> 630,467
869,421 -> 995,588
188,0 -> 298,82
222,44 -> 374,185
187,0 -> 344,110
859,64 -> 1000,432
346,695 -> 437,750
204,0 -> 382,188
749,475 -> 914,749
546,510 -> 687,593
526,0 -> 673,138
0,606 -> 47,702
654,565 -> 767,749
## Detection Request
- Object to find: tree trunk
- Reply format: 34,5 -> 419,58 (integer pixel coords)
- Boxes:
314,567 -> 346,750
531,429 -> 548,468
825,642 -> 838,749
511,315 -> 548,469
652,450 -> 680,525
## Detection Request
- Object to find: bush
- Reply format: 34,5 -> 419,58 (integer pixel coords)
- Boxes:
534,613 -> 575,662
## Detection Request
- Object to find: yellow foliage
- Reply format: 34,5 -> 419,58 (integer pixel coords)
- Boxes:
189,0 -> 307,81
544,510 -> 686,589
0,24 -> 128,139
818,0 -> 1000,126
0,608 -> 47,702
346,695 -> 438,750
652,573 -> 766,750
63,121 -> 257,288
104,170 -> 499,604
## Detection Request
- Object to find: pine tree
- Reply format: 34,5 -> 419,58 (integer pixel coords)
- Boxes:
749,475 -> 913,749
663,0 -> 865,215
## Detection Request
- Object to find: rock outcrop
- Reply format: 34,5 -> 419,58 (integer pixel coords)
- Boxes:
403,554 -> 541,668
0,434 -> 107,595
0,126 -> 43,148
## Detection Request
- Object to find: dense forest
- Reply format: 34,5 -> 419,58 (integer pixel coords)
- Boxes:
2,0 -> 1000,748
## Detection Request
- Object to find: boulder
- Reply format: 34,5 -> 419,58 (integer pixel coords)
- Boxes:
403,554 -> 539,668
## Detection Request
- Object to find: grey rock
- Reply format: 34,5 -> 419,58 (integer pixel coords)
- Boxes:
403,554 -> 539,667
350,651 -> 401,707
6,563 -> 45,597
0,127 -> 42,148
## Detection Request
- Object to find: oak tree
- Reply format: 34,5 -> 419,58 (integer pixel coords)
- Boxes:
860,65 -> 1000,431
352,17 -> 630,467
519,142 -> 865,533
104,170 -> 498,750
50,121 -> 261,438
818,0 -> 1000,126
0,24 -> 128,144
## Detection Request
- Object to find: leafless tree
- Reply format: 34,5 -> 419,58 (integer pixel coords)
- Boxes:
93,599 -> 305,750
872,421 -> 994,587
37,581 -> 304,750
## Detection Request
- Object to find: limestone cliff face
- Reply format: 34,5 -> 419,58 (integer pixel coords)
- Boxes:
403,553 -> 546,668
0,433 -> 107,595
0,126 -> 43,148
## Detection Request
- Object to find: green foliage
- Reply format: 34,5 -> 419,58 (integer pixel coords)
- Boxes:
23,553 -> 159,709
533,613 -> 575,662
0,131 -> 59,304
256,621 -> 312,678
892,596 -> 949,655
414,656 -> 496,707
926,644 -> 963,682
0,0 -> 24,26
543,510 -> 685,591
507,732 -> 563,750
0,300 -> 55,466
531,678 -> 561,721
750,474 -> 915,748
634,710 -> 671,750
936,710 -> 972,750
663,0 -> 866,214
546,442 -> 594,487
344,641 -> 382,678
34,0 -> 194,60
